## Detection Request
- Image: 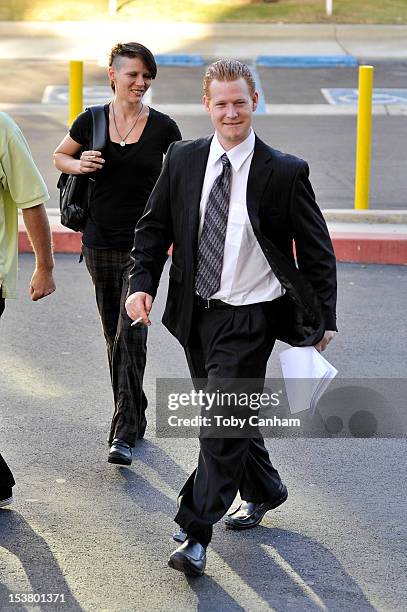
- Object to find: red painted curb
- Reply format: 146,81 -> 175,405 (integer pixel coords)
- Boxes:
331,232 -> 407,265
18,226 -> 407,265
19,224 -> 82,254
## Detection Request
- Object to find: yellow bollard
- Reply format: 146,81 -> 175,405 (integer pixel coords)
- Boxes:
354,65 -> 374,210
69,60 -> 83,126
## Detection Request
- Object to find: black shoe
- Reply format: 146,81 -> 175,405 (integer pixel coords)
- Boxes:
225,484 -> 288,530
173,527 -> 188,543
0,487 -> 13,508
168,537 -> 206,576
108,438 -> 132,466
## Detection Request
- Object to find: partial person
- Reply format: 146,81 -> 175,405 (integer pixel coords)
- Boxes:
125,60 -> 338,576
53,42 -> 182,466
0,111 -> 55,506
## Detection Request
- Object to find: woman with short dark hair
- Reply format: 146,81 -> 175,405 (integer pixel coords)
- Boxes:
53,42 -> 181,466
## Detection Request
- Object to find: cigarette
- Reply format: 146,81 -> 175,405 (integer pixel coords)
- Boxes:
131,316 -> 144,327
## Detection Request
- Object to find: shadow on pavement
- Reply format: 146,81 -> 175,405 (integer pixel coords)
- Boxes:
208,526 -> 376,611
118,440 -> 375,611
0,510 -> 83,612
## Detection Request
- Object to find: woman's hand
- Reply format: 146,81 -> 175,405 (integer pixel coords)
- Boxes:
78,150 -> 105,174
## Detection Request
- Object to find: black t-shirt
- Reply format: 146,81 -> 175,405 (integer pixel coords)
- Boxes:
69,105 -> 182,249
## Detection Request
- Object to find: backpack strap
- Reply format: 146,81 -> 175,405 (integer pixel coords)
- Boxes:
84,105 -> 108,205
88,104 -> 108,151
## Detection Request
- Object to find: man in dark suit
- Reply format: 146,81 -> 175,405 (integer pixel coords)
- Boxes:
125,60 -> 337,576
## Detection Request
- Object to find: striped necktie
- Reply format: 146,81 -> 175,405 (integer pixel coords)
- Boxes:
195,153 -> 232,299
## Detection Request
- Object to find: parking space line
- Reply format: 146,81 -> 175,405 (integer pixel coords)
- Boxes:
257,55 -> 358,68
155,54 -> 205,66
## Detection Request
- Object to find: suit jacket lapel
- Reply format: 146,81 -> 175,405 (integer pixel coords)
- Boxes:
184,134 -> 273,262
186,136 -> 212,259
247,136 -> 274,232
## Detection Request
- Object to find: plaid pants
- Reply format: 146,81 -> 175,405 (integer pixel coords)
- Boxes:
82,245 -> 148,446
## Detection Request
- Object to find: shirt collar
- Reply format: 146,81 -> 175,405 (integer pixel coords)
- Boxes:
208,129 -> 255,172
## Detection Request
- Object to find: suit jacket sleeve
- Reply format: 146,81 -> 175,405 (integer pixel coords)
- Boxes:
128,142 -> 175,298
290,162 -> 338,331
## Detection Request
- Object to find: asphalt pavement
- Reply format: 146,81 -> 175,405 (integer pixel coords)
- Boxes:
1,20 -> 406,611
3,60 -> 407,105
0,255 -> 406,611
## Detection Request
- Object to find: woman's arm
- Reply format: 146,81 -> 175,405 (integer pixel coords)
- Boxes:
53,134 -> 105,175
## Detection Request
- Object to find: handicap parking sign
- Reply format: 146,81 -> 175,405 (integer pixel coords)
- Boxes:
321,88 -> 407,105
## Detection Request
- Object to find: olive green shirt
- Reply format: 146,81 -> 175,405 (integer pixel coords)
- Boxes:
0,112 -> 49,298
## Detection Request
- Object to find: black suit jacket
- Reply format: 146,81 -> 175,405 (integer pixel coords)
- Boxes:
129,135 -> 337,347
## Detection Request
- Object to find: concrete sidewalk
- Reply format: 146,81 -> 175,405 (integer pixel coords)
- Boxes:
1,22 -> 407,61
18,209 -> 407,265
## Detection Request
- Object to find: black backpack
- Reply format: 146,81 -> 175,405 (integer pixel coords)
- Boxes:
57,105 -> 107,232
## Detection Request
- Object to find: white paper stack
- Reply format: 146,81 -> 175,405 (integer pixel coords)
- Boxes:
279,346 -> 338,416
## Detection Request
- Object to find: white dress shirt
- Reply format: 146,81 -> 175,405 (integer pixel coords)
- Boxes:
198,129 -> 284,306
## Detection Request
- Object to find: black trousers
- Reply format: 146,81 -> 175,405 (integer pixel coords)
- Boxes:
0,290 -> 15,489
82,246 -> 148,445
175,302 -> 284,546
0,454 -> 15,489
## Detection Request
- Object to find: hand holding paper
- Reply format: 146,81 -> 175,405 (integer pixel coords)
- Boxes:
279,346 -> 338,416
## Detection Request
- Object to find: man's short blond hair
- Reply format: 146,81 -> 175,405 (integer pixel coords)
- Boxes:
203,59 -> 256,98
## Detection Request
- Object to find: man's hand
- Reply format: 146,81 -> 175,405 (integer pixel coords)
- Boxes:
314,330 -> 336,353
125,291 -> 153,326
22,204 -> 55,301
29,266 -> 56,301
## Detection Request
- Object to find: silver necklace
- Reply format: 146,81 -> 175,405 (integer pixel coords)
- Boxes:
111,102 -> 144,147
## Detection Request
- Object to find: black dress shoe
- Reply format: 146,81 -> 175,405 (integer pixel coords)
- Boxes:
168,537 -> 206,576
173,527 -> 188,543
225,484 -> 288,530
0,486 -> 13,508
108,438 -> 132,466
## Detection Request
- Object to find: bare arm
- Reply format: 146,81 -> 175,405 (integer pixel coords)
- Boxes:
22,204 -> 56,301
53,134 -> 105,175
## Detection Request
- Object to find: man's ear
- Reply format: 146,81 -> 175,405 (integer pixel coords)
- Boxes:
203,95 -> 211,114
252,91 -> 259,112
